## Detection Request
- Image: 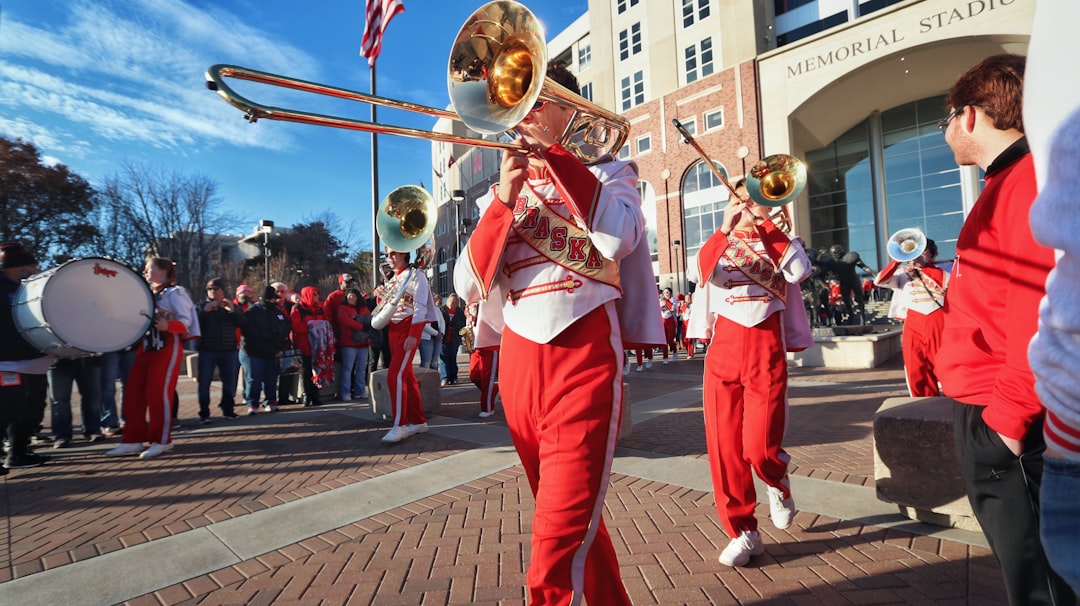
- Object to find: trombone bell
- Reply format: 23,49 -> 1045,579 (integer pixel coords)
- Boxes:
747,154 -> 807,207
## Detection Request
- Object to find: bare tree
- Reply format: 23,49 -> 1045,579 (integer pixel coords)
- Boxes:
96,163 -> 242,291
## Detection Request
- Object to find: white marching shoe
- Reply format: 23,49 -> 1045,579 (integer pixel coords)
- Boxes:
140,443 -> 174,459
718,530 -> 764,567
767,480 -> 796,530
106,442 -> 144,457
381,425 -> 410,443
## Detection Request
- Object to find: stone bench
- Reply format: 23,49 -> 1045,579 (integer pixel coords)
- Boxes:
370,367 -> 441,420
788,327 -> 902,368
873,396 -> 981,532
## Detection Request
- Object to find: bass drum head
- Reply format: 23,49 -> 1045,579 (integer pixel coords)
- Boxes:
35,258 -> 153,355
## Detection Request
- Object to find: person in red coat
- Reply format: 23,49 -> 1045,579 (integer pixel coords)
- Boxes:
336,288 -> 372,400
289,286 -> 333,406
938,53 -> 1075,606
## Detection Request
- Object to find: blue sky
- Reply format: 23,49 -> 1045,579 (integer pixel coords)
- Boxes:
0,0 -> 587,250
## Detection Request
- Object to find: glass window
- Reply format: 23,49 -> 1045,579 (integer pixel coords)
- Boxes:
618,143 -> 631,160
580,82 -> 593,102
637,134 -> 652,155
617,0 -> 639,15
685,37 -> 714,84
683,0 -> 711,27
682,160 -> 729,256
704,108 -> 723,131
578,41 -> 591,71
618,24 -> 642,61
804,94 -> 966,266
628,70 -> 645,108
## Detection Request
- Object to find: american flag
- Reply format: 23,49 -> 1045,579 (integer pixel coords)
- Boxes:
360,0 -> 405,68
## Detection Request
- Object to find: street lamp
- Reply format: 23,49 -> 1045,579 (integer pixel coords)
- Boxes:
258,220 -> 274,286
451,189 -> 467,257
673,239 -> 683,294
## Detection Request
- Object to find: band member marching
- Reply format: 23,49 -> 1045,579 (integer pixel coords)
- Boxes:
376,248 -> 438,443
874,238 -> 949,397
686,179 -> 812,567
454,61 -> 663,606
107,257 -> 199,459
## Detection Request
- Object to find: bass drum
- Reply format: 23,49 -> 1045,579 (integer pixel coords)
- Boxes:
13,257 -> 155,358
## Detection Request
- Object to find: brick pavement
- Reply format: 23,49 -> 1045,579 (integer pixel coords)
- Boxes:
0,352 -> 1009,605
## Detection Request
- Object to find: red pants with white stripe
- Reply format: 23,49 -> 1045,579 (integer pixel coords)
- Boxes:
121,335 -> 183,445
901,310 -> 944,397
703,312 -> 791,537
468,348 -> 499,415
500,303 -> 631,606
387,319 -> 426,427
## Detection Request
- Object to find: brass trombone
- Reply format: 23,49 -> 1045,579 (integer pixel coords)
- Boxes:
205,1 -> 628,164
671,118 -> 805,233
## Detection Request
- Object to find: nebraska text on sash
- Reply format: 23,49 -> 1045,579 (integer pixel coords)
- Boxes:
509,188 -> 621,290
721,238 -> 787,304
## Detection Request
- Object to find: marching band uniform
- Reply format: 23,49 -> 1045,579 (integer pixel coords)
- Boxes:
687,216 -> 811,564
116,284 -> 199,453
379,263 -> 437,443
455,143 -> 663,606
874,260 -> 949,397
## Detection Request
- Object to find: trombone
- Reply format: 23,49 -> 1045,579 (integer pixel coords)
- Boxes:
205,1 -> 628,164
671,118 -> 805,232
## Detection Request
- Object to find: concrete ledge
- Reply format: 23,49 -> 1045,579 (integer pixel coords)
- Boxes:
788,327 -> 902,368
370,367 -> 441,420
873,396 -> 981,532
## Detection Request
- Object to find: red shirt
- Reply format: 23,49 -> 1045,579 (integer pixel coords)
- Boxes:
936,142 -> 1054,441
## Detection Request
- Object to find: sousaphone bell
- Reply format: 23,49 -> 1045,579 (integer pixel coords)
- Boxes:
886,227 -> 927,263
370,185 -> 437,330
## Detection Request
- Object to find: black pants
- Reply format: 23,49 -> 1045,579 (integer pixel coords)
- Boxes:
953,402 -> 1077,606
1,373 -> 47,457
300,355 -> 320,405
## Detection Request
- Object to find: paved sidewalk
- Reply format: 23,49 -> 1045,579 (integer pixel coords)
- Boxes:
0,352 -> 1007,605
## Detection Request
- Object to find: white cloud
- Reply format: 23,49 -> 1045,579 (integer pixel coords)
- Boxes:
0,0 -> 319,160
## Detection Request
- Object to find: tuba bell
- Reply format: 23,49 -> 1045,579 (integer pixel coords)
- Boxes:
370,185 -> 437,330
886,227 -> 927,263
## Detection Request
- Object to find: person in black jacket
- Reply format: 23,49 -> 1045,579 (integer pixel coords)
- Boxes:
196,278 -> 245,422
241,286 -> 292,413
0,241 -> 51,470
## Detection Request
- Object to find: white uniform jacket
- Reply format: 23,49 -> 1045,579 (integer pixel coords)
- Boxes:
686,222 -> 812,341
384,268 -> 437,326
874,261 -> 949,319
454,144 -> 664,346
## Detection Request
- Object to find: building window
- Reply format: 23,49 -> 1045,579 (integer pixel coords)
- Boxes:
677,117 -> 698,138
685,37 -> 714,84
618,143 -> 631,160
620,71 -> 645,110
637,134 -> 652,155
580,82 -> 593,102
578,41 -> 591,71
618,23 -> 642,61
805,95 -> 965,268
682,0 -> 711,27
682,159 -> 730,256
617,0 -> 640,15
704,108 -> 724,131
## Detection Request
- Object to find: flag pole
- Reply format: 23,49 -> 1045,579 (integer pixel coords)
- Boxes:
370,62 -> 381,287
